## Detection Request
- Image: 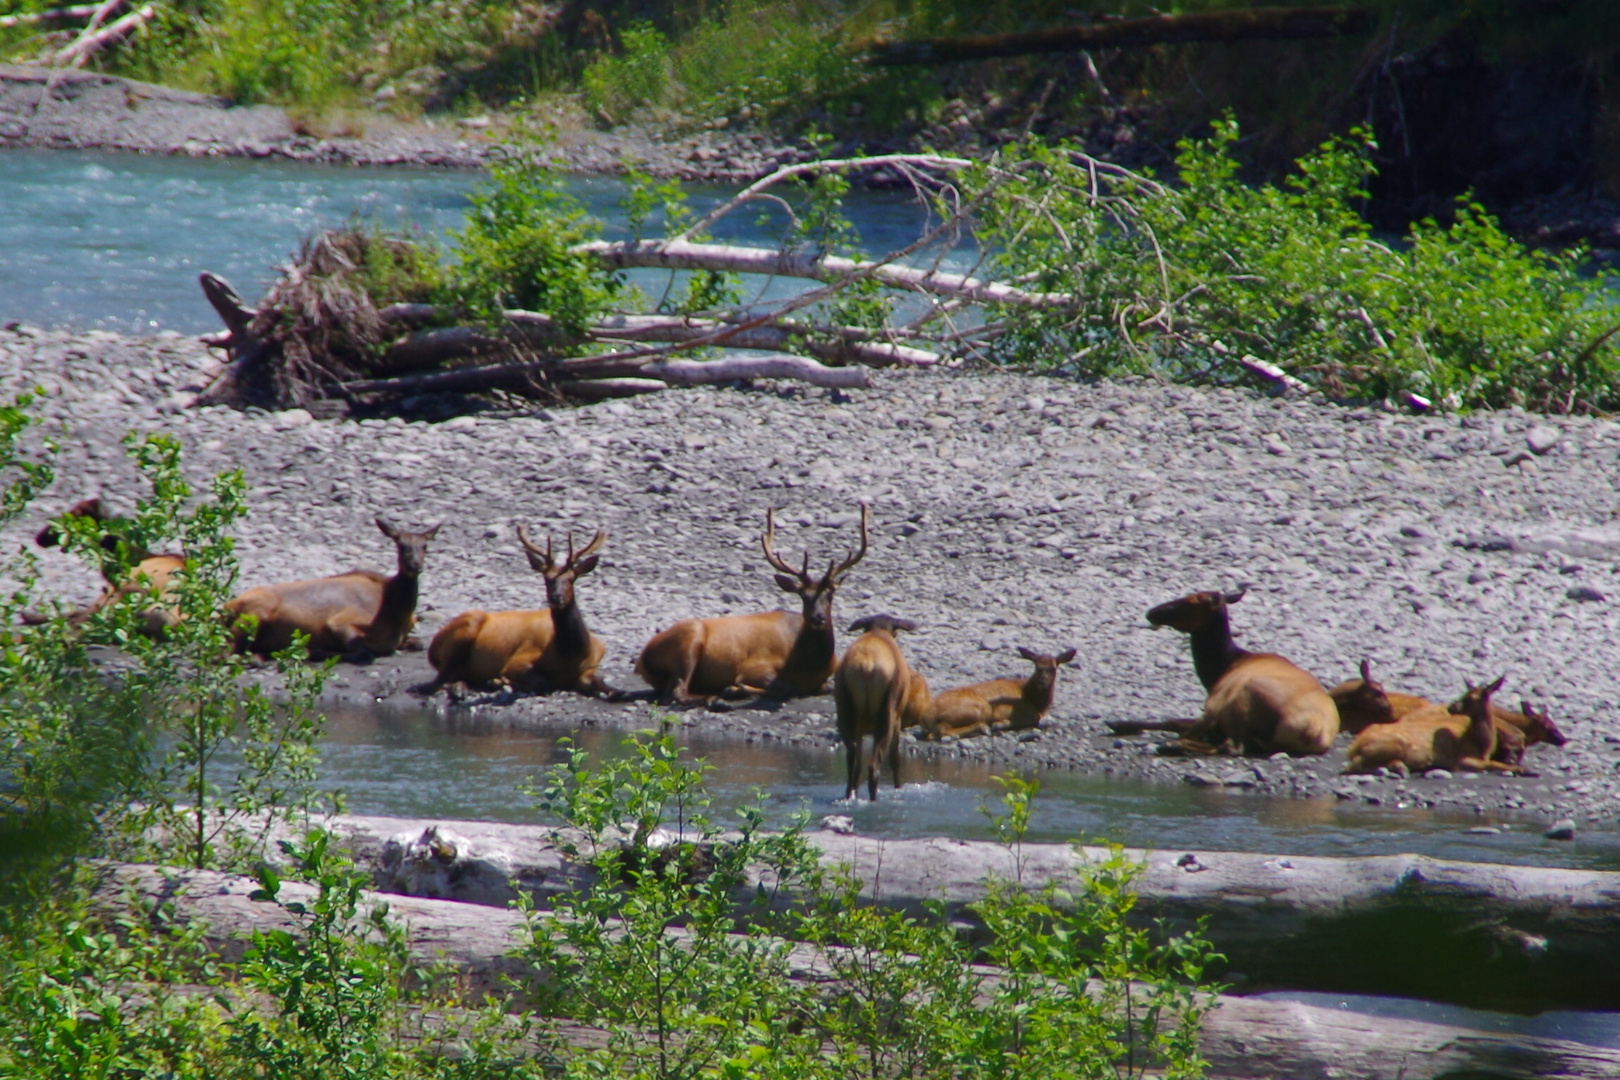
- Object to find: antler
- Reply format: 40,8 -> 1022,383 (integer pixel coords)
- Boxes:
762,508 -> 814,586
824,502 -> 870,585
516,525 -> 607,577
568,529 -> 607,567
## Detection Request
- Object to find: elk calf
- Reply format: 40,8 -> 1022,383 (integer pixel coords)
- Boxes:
1148,588 -> 1338,756
227,517 -> 439,661
418,527 -> 615,700
1345,675 -> 1521,775
835,614 -> 925,801
636,504 -> 869,706
1329,665 -> 1566,751
26,497 -> 186,636
924,647 -> 1076,741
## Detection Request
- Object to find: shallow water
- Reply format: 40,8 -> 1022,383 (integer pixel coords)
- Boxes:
0,149 -> 952,333
311,703 -> 1620,872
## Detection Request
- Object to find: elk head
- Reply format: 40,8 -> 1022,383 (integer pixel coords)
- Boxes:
762,503 -> 870,630
1146,586 -> 1247,633
376,516 -> 441,576
517,526 -> 606,609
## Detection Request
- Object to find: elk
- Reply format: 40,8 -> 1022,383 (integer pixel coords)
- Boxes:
24,497 -> 186,636
1345,675 -> 1521,775
416,527 -> 616,700
923,647 -> 1077,741
835,614 -> 926,801
1147,588 -> 1338,756
227,517 -> 439,661
635,504 -> 869,706
1328,662 -> 1566,752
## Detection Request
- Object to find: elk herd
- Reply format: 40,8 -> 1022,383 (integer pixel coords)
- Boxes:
29,498 -> 1565,801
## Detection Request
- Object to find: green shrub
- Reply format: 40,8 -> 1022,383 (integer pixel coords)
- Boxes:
971,119 -> 1620,412
581,21 -> 672,123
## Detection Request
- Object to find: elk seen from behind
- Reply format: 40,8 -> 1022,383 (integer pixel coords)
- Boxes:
835,614 -> 926,801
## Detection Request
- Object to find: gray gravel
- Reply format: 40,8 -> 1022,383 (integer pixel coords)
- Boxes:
5,322 -> 1620,831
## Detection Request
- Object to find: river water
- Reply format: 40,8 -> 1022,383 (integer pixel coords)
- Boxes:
0,149 -> 949,333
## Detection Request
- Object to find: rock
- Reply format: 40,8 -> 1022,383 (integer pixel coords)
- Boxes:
1526,425 -> 1562,455
818,814 -> 856,835
1424,769 -> 1453,780
1544,819 -> 1576,841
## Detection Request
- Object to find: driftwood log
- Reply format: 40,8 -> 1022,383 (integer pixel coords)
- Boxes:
288,814 -> 1620,1014
0,3 -> 102,29
860,7 -> 1379,65
96,861 -> 1620,1080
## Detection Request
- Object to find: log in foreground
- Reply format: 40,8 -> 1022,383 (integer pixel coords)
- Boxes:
96,862 -> 1620,1080
861,7 -> 1379,65
307,814 -> 1620,1013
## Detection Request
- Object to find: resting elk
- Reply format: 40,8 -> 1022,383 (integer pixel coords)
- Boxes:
1328,661 -> 1566,750
636,504 -> 869,706
416,527 -> 616,700
924,647 -> 1077,741
1345,675 -> 1522,775
1147,587 -> 1338,756
227,517 -> 439,661
834,614 -> 926,801
24,497 -> 186,636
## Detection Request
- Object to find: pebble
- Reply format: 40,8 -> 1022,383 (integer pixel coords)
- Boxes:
1544,819 -> 1576,841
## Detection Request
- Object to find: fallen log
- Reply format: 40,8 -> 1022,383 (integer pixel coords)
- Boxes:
574,238 -> 1069,308
96,861 -> 1620,1080
53,1 -> 152,67
861,7 -> 1379,65
302,814 -> 1620,1013
0,4 -> 101,29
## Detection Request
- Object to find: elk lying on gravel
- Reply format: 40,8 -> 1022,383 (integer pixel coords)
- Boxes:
24,497 -> 186,636
1329,662 -> 1566,750
227,517 -> 440,661
835,614 -> 927,801
636,504 -> 869,706
923,647 -> 1077,741
416,527 -> 617,701
1344,675 -> 1523,775
1147,588 -> 1339,756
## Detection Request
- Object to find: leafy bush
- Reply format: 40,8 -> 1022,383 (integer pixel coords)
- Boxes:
581,21 -> 672,123
971,119 -> 1620,412
523,732 -> 1216,1080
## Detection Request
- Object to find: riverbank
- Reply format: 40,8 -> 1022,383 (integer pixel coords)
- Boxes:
6,322 -> 1619,835
0,63 -> 802,178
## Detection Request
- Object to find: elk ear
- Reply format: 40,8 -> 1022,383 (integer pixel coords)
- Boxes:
891,618 -> 918,633
422,522 -> 443,540
774,573 -> 804,594
1485,674 -> 1507,695
1359,658 -> 1372,683
1056,648 -> 1077,665
1017,646 -> 1038,662
573,554 -> 600,578
848,615 -> 875,632
375,516 -> 400,539
1222,586 -> 1247,605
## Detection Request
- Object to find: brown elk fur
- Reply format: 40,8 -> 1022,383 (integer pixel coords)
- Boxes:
1330,668 -> 1566,753
418,527 -> 615,700
227,517 -> 439,661
1148,588 -> 1338,757
25,497 -> 185,635
1345,675 -> 1521,775
923,647 -> 1077,741
636,504 -> 869,705
834,614 -> 924,801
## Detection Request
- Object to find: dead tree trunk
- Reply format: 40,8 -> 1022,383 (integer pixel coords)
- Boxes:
861,7 -> 1379,65
94,861 -> 1620,1080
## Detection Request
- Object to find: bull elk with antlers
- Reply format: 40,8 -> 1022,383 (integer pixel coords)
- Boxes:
636,504 -> 870,706
416,527 -> 617,700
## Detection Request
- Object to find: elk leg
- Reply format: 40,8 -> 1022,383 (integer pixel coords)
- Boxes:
398,635 -> 425,652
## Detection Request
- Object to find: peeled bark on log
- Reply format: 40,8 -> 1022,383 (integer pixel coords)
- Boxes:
94,861 -> 1620,1080
644,355 -> 870,389
574,238 -> 1068,308
303,814 -> 1620,1013
53,2 -> 152,66
861,7 -> 1379,65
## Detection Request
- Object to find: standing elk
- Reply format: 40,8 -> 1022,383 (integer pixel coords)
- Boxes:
1345,675 -> 1522,775
416,527 -> 617,700
24,497 -> 186,636
835,614 -> 925,801
636,504 -> 869,706
227,517 -> 439,661
1147,588 -> 1339,756
924,647 -> 1077,741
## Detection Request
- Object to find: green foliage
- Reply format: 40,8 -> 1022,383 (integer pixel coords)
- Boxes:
582,21 -> 672,123
524,733 -> 1215,1080
669,1 -> 859,124
972,119 -> 1620,412
439,163 -> 622,330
